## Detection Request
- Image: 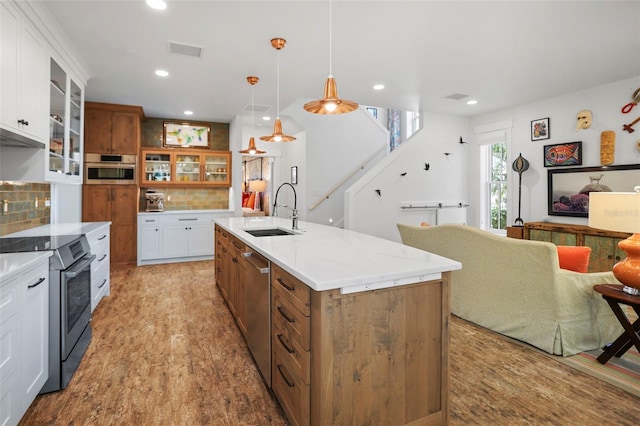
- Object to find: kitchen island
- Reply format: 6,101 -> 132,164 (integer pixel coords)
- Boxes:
215,216 -> 461,426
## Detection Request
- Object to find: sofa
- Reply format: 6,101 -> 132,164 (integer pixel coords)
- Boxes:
397,223 -> 623,356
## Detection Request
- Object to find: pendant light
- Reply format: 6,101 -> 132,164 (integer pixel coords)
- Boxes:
260,38 -> 296,142
240,76 -> 266,155
303,0 -> 358,114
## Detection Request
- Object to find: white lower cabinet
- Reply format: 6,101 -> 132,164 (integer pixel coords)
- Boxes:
137,212 -> 229,266
0,257 -> 49,426
85,223 -> 111,312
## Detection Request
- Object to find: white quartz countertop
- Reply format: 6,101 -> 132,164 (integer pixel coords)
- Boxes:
0,222 -> 111,238
0,251 -> 52,282
138,209 -> 234,216
215,217 -> 461,293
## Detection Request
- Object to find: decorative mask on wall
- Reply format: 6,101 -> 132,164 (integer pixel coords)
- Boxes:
576,110 -> 592,131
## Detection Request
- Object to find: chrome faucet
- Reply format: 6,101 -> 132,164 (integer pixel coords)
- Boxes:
273,182 -> 298,230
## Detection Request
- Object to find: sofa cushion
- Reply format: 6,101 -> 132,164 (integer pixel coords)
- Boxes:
557,245 -> 591,273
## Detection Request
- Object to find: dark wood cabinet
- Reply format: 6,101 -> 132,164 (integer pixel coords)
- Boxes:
84,102 -> 143,155
82,185 -> 138,265
524,222 -> 630,272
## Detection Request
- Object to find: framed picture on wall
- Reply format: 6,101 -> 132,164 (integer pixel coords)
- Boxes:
543,142 -> 582,167
163,121 -> 211,148
547,164 -> 640,217
531,117 -> 550,141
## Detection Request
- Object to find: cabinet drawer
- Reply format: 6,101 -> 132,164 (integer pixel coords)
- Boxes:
229,234 -> 244,251
272,351 -> 310,426
271,264 -> 310,316
273,319 -> 310,385
86,227 -> 110,254
91,250 -> 109,274
272,288 -> 310,351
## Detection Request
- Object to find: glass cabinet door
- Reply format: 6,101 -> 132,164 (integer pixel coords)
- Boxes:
49,59 -> 66,175
143,151 -> 172,183
204,153 -> 230,185
68,79 -> 82,177
175,153 -> 201,183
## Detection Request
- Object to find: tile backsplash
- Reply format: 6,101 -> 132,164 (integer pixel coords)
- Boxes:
139,187 -> 229,211
0,181 -> 51,236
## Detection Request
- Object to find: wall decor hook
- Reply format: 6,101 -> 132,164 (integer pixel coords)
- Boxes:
424,163 -> 430,170
375,189 -> 381,196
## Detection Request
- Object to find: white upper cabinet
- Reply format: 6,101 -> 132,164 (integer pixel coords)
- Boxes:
0,1 -> 89,183
0,1 -> 48,144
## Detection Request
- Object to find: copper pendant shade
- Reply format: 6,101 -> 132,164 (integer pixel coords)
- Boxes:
240,76 -> 266,155
303,0 -> 358,115
303,77 -> 358,114
260,38 -> 296,142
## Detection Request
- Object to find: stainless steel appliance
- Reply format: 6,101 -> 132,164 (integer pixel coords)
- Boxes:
145,191 -> 165,212
84,153 -> 137,184
242,248 -> 271,386
0,234 -> 95,393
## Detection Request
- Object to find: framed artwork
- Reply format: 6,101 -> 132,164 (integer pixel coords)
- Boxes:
291,166 -> 298,185
547,164 -> 640,217
543,142 -> 582,167
531,117 -> 550,141
163,121 -> 211,148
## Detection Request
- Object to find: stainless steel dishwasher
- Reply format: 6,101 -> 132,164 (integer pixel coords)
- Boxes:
243,247 -> 271,386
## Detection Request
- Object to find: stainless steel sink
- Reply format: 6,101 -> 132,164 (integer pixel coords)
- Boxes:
244,228 -> 296,237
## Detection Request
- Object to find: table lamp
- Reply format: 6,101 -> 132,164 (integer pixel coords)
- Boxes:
588,186 -> 640,295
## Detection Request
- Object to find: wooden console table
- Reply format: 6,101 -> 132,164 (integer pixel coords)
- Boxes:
523,222 -> 630,272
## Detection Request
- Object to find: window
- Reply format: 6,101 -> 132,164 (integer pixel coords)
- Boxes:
488,141 -> 507,231
476,124 -> 511,234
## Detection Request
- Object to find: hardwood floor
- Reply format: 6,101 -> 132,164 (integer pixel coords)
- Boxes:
20,261 -> 640,425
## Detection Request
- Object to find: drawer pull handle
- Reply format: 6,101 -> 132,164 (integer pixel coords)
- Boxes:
97,234 -> 107,240
98,254 -> 107,262
179,218 -> 198,221
276,277 -> 294,292
98,278 -> 108,289
277,334 -> 295,354
28,277 -> 46,289
277,364 -> 295,388
277,306 -> 295,323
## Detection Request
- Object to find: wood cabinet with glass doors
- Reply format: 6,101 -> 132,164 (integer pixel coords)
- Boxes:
140,148 -> 231,187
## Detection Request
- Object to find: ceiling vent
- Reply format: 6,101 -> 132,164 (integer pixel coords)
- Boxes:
244,103 -> 271,113
445,93 -> 469,100
167,41 -> 203,58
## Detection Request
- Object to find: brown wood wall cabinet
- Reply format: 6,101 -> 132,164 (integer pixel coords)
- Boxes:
524,222 -> 630,273
84,102 -> 143,154
215,226 -> 450,426
140,148 -> 231,187
82,185 -> 138,265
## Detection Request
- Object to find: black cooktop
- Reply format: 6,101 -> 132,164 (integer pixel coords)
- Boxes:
0,234 -> 83,254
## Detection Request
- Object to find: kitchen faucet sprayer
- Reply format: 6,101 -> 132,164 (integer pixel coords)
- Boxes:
273,182 -> 298,230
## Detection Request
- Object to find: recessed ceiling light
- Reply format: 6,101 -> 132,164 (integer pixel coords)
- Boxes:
146,0 -> 167,10
373,84 -> 385,90
262,116 -> 271,121
467,100 -> 478,105
155,69 -> 169,77
184,110 -> 193,116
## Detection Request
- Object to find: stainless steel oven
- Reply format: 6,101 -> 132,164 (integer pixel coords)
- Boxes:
84,153 -> 137,184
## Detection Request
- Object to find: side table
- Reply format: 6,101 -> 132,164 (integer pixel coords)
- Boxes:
593,284 -> 640,365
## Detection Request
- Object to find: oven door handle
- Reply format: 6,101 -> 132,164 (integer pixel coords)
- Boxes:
63,254 -> 96,278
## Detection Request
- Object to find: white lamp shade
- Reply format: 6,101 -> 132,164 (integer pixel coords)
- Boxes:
588,191 -> 640,233
248,180 -> 267,193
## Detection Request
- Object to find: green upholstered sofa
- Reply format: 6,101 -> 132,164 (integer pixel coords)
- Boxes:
397,223 -> 623,356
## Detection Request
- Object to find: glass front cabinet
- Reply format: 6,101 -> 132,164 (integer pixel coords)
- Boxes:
141,149 -> 230,187
47,58 -> 84,183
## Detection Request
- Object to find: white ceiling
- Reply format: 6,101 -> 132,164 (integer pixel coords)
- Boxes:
43,0 -> 640,124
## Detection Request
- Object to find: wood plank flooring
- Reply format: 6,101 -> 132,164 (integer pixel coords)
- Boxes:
20,260 -> 640,425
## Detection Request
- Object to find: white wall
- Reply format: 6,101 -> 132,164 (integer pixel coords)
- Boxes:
51,183 -> 81,223
345,112 -> 471,242
469,76 -> 640,227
